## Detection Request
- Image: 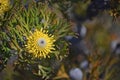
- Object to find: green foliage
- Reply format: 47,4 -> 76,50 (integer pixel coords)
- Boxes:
0,0 -> 73,79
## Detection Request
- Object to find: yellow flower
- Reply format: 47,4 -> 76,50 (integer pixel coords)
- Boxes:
0,0 -> 9,15
25,29 -> 56,58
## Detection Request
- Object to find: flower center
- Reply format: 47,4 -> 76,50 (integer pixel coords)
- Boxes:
37,38 -> 46,48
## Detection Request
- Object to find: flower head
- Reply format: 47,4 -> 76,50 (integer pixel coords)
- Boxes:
25,29 -> 55,58
0,0 -> 10,15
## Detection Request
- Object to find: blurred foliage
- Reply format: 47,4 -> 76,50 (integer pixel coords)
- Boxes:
109,0 -> 120,19
83,15 -> 120,80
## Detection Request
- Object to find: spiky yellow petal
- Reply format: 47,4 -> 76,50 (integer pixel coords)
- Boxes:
0,0 -> 10,15
25,29 -> 56,58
